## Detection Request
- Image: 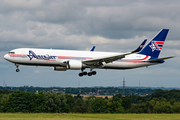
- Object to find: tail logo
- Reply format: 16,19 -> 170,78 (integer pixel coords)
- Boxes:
149,41 -> 164,52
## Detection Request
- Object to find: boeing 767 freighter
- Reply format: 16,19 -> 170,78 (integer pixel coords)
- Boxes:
4,29 -> 174,77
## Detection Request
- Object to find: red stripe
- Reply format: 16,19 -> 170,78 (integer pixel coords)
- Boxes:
159,47 -> 162,50
122,55 -> 149,61
9,54 -> 26,55
30,51 -> 37,58
9,54 -> 27,58
153,41 -> 159,49
57,56 -> 93,59
155,41 -> 164,45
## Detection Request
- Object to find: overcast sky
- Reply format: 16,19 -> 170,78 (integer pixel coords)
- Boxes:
0,0 -> 179,88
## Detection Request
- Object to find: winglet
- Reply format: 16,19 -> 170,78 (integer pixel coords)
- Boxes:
131,39 -> 147,53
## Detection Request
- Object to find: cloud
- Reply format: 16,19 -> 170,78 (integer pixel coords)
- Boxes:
2,0 -> 42,9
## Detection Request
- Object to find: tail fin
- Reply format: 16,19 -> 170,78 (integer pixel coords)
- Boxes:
138,29 -> 169,58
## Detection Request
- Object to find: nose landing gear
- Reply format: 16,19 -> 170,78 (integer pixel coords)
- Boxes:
15,64 -> 20,72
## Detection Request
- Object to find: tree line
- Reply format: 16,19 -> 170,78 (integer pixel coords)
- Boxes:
0,86 -> 156,95
0,89 -> 180,113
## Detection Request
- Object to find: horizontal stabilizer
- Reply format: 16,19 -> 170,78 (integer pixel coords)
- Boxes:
147,56 -> 175,62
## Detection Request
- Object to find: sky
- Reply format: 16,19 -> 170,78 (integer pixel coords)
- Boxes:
0,0 -> 179,88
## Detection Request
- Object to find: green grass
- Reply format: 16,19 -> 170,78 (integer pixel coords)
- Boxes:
0,113 -> 180,120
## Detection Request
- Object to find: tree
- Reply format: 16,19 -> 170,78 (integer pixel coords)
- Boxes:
107,97 -> 124,113
88,97 -> 108,113
44,92 -> 67,113
173,102 -> 180,113
73,98 -> 87,113
129,103 -> 147,113
5,91 -> 31,112
64,94 -> 75,112
113,94 -> 122,101
153,100 -> 173,113
29,92 -> 46,113
0,94 -> 11,112
122,96 -> 131,110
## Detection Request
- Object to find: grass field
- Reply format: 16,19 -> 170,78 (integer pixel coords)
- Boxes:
0,113 -> 180,120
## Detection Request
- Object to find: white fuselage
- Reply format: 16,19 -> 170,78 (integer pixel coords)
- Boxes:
4,48 -> 157,70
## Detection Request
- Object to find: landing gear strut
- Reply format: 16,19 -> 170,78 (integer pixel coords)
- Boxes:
15,64 -> 20,72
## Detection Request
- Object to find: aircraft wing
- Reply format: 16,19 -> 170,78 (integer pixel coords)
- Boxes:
82,52 -> 133,66
83,40 -> 149,66
147,56 -> 175,62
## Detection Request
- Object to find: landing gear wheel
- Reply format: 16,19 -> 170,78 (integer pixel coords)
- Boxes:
92,71 -> 96,75
88,72 -> 92,76
78,71 -> 88,77
79,73 -> 83,77
83,72 -> 87,75
16,69 -> 20,72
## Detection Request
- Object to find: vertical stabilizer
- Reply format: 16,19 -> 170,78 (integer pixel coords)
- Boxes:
138,29 -> 169,58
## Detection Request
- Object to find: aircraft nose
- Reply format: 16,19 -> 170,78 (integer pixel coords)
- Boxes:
4,54 -> 9,60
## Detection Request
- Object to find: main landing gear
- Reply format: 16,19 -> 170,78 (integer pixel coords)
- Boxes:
15,64 -> 20,72
79,68 -> 97,77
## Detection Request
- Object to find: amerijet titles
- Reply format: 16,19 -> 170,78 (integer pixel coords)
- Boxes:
27,50 -> 57,60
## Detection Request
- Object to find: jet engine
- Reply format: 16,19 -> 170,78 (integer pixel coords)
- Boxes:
67,60 -> 82,70
54,66 -> 67,71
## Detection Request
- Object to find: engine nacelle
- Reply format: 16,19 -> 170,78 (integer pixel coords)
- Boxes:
67,60 -> 82,70
54,66 -> 67,71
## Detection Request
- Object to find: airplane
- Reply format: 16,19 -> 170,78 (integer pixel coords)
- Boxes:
4,29 -> 174,77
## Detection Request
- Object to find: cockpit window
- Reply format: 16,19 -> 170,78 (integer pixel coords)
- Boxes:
8,52 -> 15,54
